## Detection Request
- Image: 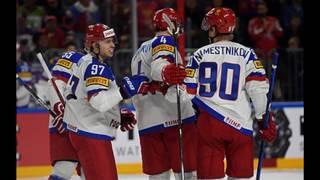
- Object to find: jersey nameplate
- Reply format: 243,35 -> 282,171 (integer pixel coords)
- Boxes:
152,44 -> 174,55
86,76 -> 109,87
253,60 -> 264,69
57,59 -> 73,69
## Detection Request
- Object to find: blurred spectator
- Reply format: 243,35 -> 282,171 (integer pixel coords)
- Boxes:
248,1 -> 283,59
185,0 -> 207,48
18,0 -> 45,33
68,0 -> 100,33
16,43 -> 33,108
281,15 -> 303,48
282,0 -> 303,29
234,0 -> 256,45
287,36 -> 300,49
67,0 -> 100,49
33,30 -> 50,53
64,41 -> 78,51
45,0 -> 66,24
33,56 -> 59,106
41,16 -> 65,48
137,1 -> 158,39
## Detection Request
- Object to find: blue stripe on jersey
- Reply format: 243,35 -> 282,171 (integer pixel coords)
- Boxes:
185,82 -> 198,89
63,122 -> 115,140
84,61 -> 115,81
246,49 -> 258,64
186,57 -> 199,69
52,70 -> 71,79
138,115 -> 197,135
247,72 -> 265,77
192,97 -> 253,136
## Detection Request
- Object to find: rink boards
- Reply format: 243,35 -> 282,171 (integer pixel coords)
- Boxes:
16,102 -> 304,177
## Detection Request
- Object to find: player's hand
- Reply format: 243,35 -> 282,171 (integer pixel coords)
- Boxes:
120,108 -> 137,132
257,112 -> 277,142
161,63 -> 186,85
52,102 -> 66,134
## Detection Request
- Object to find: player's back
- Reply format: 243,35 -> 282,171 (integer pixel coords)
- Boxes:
131,36 -> 196,134
188,41 -> 260,133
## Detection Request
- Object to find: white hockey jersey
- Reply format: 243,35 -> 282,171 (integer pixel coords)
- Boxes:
184,40 -> 269,136
63,53 -> 122,140
131,35 -> 196,134
48,51 -> 85,132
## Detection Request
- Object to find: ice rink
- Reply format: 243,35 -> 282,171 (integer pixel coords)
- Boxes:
18,169 -> 303,180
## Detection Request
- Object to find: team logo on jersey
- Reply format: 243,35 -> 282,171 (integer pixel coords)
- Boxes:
186,68 -> 195,77
152,44 -> 174,55
56,59 -> 73,69
86,76 -> 109,87
253,60 -> 264,69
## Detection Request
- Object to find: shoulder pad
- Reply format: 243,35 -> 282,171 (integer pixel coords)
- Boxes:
84,61 -> 115,81
61,51 -> 85,63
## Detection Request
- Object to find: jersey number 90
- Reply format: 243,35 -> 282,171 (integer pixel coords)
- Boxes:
199,62 -> 240,100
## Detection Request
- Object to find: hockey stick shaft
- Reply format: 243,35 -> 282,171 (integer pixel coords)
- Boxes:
256,51 -> 279,180
16,74 -> 56,117
36,53 -> 65,105
162,13 -> 185,180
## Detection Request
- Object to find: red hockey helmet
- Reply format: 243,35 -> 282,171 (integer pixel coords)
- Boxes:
152,8 -> 182,31
201,7 -> 236,33
85,23 -> 116,48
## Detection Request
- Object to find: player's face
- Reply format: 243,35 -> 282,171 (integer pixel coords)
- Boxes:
99,37 -> 116,58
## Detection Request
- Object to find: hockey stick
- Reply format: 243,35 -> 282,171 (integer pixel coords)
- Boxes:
256,51 -> 279,180
16,74 -> 57,117
36,53 -> 65,105
162,13 -> 185,180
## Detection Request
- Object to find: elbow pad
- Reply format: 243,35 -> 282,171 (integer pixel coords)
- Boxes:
89,88 -> 123,112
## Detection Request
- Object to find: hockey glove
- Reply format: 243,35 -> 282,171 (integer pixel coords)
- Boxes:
52,102 -> 66,134
122,75 -> 151,98
148,81 -> 170,95
161,63 -> 186,85
120,108 -> 137,132
257,112 -> 277,142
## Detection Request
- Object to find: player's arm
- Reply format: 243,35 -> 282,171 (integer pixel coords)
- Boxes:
85,63 -> 123,112
164,54 -> 199,103
245,49 -> 269,120
150,36 -> 186,85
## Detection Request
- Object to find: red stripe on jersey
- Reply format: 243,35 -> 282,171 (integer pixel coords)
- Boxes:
53,75 -> 69,83
187,87 -> 197,94
246,76 -> 267,82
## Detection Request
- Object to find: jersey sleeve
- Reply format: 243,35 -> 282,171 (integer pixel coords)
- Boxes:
184,53 -> 200,94
52,51 -> 84,83
245,49 -> 269,119
84,61 -> 115,100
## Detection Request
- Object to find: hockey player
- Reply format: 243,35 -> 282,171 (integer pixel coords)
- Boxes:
47,50 -> 86,180
122,8 -> 197,180
62,23 -> 136,180
183,7 -> 277,179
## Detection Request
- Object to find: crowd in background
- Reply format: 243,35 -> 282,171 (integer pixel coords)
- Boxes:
16,0 -> 304,108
